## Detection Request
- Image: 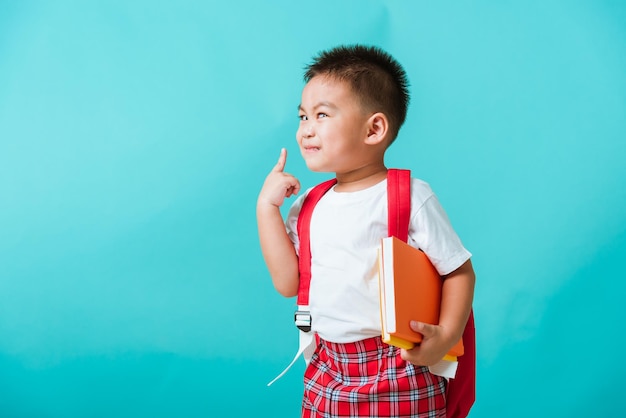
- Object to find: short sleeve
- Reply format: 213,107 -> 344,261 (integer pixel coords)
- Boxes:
285,190 -> 309,254
408,183 -> 472,276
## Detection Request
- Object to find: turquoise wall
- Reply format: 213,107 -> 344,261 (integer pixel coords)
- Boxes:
1,1 -> 624,416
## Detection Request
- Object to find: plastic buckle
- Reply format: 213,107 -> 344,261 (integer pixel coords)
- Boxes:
294,310 -> 312,332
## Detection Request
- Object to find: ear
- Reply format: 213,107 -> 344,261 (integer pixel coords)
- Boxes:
364,112 -> 389,146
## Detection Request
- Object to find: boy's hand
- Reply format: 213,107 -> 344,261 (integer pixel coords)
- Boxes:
258,148 -> 301,208
400,321 -> 454,366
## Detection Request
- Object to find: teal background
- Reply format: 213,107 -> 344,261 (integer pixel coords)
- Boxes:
1,1 -> 624,417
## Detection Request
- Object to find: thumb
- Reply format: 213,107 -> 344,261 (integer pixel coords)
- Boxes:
410,321 -> 437,339
272,148 -> 287,172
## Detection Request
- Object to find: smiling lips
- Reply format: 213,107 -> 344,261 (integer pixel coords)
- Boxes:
302,145 -> 320,152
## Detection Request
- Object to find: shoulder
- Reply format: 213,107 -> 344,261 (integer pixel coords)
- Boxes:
409,177 -> 436,208
410,177 -> 434,195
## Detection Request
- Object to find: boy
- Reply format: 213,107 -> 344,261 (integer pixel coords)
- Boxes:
257,45 -> 475,417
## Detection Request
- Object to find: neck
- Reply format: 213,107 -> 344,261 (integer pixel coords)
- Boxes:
334,163 -> 388,192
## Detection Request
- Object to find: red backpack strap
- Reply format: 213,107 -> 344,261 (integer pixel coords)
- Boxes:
294,178 -> 337,332
386,169 -> 411,240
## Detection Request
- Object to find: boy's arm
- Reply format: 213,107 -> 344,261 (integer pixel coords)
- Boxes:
257,148 -> 301,297
401,259 -> 476,366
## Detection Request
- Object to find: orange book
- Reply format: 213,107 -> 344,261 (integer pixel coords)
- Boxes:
378,236 -> 464,359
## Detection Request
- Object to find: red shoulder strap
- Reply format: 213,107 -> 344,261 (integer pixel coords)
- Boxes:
386,169 -> 411,240
296,178 -> 337,307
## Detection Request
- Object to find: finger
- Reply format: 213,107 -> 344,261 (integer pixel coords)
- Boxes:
291,178 -> 301,196
400,347 -> 423,365
285,177 -> 301,197
410,321 -> 436,339
272,148 -> 287,172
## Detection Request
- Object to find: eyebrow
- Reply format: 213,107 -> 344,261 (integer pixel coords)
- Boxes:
297,101 -> 338,112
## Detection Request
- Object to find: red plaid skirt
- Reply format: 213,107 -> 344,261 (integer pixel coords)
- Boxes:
302,336 -> 446,418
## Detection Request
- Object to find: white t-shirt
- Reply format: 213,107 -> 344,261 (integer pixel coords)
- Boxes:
286,177 -> 471,344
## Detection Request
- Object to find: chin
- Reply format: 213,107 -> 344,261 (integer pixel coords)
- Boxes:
301,156 -> 321,171
304,161 -> 333,173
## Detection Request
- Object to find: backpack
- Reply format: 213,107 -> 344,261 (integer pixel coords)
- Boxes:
295,169 -> 476,418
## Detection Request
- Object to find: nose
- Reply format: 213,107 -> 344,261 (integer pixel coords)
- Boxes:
300,121 -> 314,139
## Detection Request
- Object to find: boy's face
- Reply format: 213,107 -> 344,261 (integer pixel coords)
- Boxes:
297,76 -> 373,174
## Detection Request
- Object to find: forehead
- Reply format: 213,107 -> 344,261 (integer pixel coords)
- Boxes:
300,76 -> 360,108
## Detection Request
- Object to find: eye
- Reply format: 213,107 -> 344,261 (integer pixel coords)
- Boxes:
317,113 -> 328,119
299,114 -> 308,121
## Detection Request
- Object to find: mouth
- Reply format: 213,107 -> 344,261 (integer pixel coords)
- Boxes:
302,145 -> 320,153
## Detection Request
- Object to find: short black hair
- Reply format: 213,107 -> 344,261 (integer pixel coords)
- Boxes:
304,44 -> 410,143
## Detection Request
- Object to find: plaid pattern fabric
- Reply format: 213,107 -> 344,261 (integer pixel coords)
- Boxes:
302,336 -> 446,418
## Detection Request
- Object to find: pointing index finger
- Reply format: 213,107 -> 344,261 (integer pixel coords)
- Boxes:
272,148 -> 287,172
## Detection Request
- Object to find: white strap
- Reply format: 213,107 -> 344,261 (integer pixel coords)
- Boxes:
267,330 -> 315,386
266,324 -> 456,384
